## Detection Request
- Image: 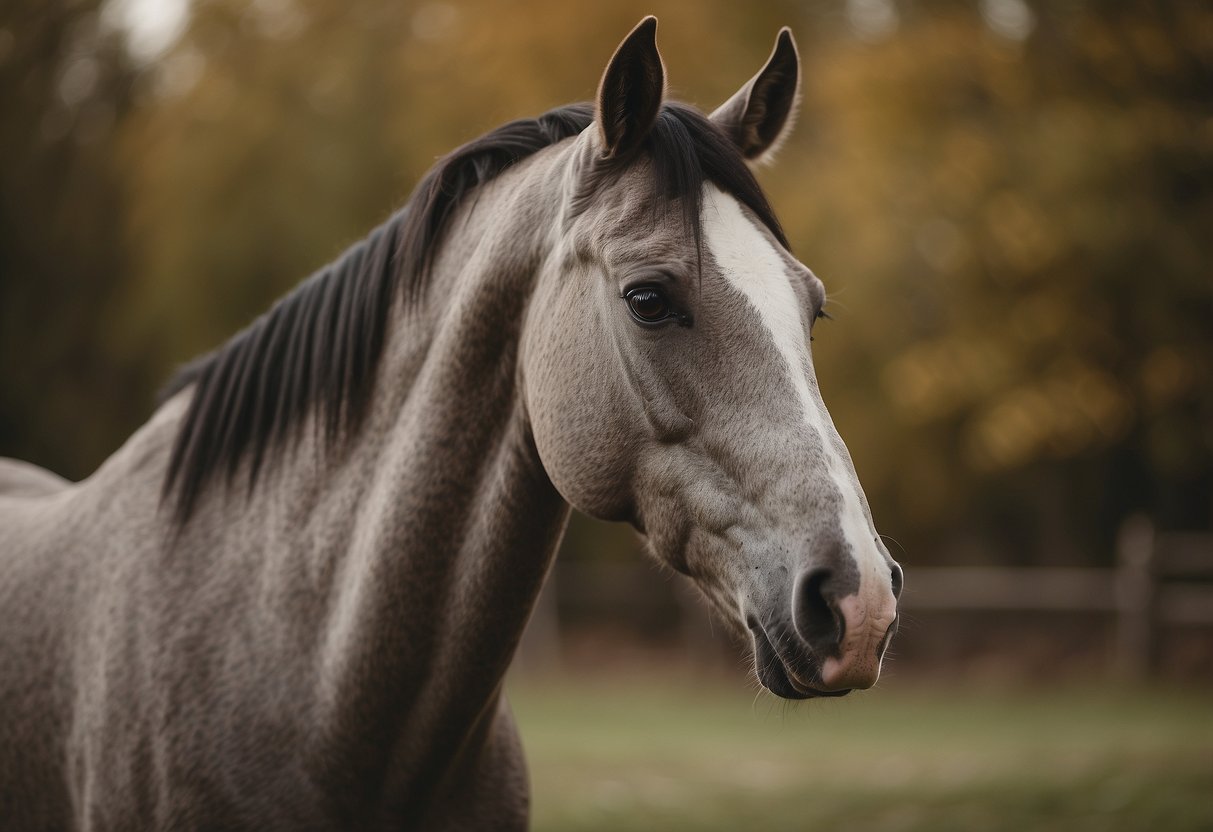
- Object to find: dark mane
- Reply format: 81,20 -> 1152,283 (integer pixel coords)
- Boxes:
161,101 -> 787,524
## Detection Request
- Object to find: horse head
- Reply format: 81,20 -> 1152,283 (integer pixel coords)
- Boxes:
523,18 -> 902,698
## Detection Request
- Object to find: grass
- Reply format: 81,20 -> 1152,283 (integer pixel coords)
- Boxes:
508,672 -> 1213,831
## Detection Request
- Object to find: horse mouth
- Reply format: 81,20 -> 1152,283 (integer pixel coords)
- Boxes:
749,620 -> 852,700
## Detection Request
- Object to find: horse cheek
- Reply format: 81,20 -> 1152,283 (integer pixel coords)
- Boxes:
522,309 -> 639,522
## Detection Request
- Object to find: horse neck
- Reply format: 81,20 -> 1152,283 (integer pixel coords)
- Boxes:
214,143 -> 574,801
322,148 -> 572,703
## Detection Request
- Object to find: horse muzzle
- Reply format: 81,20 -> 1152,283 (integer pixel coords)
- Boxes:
747,561 -> 902,699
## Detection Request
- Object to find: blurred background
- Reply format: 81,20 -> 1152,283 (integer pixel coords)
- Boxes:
2,0 -> 1211,828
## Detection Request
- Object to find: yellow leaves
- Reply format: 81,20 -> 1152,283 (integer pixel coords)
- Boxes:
882,335 -> 1014,425
914,217 -> 969,276
964,364 -> 1132,472
982,192 -> 1061,277
1007,293 -> 1066,345
1140,347 -> 1203,411
880,280 -> 1141,478
936,130 -> 999,207
1126,18 -> 1181,78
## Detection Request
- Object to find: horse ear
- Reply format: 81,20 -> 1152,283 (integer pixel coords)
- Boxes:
710,27 -> 801,164
596,16 -> 666,159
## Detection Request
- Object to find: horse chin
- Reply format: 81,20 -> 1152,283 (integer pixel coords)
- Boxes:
751,622 -> 852,701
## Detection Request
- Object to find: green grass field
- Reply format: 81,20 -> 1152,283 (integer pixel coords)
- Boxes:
508,673 -> 1213,831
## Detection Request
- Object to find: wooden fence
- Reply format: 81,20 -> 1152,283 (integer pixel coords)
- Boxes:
899,517 -> 1213,677
519,516 -> 1213,677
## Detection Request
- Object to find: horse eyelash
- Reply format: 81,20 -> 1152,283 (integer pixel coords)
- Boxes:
810,307 -> 830,342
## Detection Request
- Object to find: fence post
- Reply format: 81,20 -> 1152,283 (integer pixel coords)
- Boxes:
1115,514 -> 1156,679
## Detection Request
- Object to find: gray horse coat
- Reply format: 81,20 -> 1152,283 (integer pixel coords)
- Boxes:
0,19 -> 901,830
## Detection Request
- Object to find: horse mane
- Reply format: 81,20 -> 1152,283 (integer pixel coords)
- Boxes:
160,101 -> 787,524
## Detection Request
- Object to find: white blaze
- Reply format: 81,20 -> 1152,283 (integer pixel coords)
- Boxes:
701,185 -> 892,616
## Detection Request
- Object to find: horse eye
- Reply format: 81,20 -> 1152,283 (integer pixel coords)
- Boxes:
625,287 -> 672,323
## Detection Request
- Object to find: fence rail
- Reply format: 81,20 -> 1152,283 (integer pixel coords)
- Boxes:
900,567 -> 1119,612
898,517 -> 1213,676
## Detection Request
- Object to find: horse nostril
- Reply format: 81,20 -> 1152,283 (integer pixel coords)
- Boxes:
890,562 -> 904,600
792,568 -> 843,656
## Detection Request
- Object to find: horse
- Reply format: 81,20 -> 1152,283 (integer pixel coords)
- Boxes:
0,17 -> 901,830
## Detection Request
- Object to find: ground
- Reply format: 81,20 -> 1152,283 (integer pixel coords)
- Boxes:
508,672 -> 1213,832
